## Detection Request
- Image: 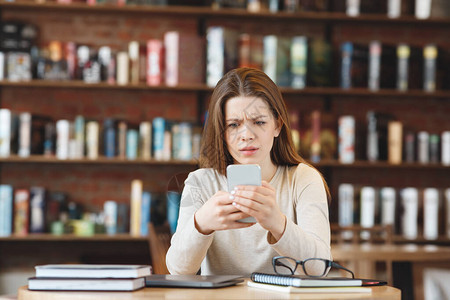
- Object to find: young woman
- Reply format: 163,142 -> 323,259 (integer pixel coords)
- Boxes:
166,68 -> 331,275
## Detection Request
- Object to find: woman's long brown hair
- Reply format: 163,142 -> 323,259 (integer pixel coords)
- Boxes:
199,68 -> 331,200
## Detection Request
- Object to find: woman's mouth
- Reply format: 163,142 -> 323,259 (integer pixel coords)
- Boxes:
239,147 -> 259,156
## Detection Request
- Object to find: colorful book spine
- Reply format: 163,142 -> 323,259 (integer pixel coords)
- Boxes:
206,27 -> 224,87
139,121 -> 152,160
18,112 -> 31,157
400,187 -> 418,239
14,189 -> 30,235
290,36 -> 308,89
0,108 -> 11,157
338,183 -> 354,239
128,41 -> 140,85
417,131 -> 429,164
116,51 -> 129,86
164,31 -> 179,87
29,186 -> 46,233
340,42 -> 353,89
360,186 -> 376,240
163,127 -> 172,161
380,187 -> 396,227
74,115 -> 85,159
338,116 -> 355,164
130,179 -> 143,236
172,122 -> 192,161
140,191 -> 152,236
423,44 -> 437,92
310,110 -> 321,163
86,121 -> 99,160
423,188 -> 439,240
388,121 -> 403,165
263,35 -> 277,84
442,131 -> 450,166
146,39 -> 163,86
126,129 -> 138,160
103,118 -> 116,158
56,120 -> 70,160
396,44 -> 410,91
152,117 -> 166,161
118,121 -> 127,159
103,200 -> 117,235
368,41 -> 381,91
0,185 -> 13,237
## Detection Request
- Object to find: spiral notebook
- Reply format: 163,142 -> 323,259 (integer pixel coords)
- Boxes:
251,272 -> 386,287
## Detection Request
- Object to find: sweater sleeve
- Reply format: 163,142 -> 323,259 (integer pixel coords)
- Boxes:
166,171 -> 215,275
269,166 -> 331,271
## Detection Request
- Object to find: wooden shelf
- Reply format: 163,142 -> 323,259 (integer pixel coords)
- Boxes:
0,155 -> 198,165
1,2 -> 450,26
0,233 -> 148,242
313,160 -> 450,170
1,80 -> 450,98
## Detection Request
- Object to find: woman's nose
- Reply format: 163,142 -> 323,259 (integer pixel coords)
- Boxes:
239,124 -> 255,141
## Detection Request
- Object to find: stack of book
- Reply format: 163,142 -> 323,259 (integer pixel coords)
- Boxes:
28,264 -> 152,291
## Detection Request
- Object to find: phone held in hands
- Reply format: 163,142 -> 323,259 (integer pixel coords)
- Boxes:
226,164 -> 261,223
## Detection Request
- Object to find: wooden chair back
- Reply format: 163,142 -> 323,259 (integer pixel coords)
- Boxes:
148,222 -> 171,274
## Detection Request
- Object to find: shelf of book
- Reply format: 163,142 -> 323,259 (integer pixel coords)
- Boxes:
1,2 -> 450,26
2,81 -> 450,98
0,233 -> 149,242
0,156 -> 448,169
0,155 -> 198,165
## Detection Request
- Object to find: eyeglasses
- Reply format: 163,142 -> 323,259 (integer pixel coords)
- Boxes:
272,256 -> 355,278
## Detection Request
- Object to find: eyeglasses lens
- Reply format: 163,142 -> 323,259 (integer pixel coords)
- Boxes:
303,259 -> 327,277
274,257 -> 298,275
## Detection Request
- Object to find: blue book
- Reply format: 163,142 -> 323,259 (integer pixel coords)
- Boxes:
167,191 -> 181,234
152,117 -> 166,161
104,200 -> 118,235
0,185 -> 13,236
103,118 -> 116,158
140,191 -> 152,236
30,186 -> 46,233
126,129 -> 138,160
340,42 -> 353,89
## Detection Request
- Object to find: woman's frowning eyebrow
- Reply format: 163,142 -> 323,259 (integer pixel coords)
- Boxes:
225,115 -> 269,122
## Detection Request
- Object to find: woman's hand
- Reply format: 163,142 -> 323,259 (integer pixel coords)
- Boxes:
230,181 -> 286,241
194,191 -> 255,235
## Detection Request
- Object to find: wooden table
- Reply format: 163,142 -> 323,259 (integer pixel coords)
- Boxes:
17,282 -> 401,300
331,244 -> 450,300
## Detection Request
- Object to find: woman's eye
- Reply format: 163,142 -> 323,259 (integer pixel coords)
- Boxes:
255,121 -> 266,126
228,123 -> 239,128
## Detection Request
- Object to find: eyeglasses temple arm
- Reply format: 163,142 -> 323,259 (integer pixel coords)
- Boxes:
331,262 -> 355,279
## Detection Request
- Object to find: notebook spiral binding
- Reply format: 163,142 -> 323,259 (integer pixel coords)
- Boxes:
251,273 -> 296,286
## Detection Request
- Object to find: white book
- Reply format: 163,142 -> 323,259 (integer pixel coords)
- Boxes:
18,112 -> 31,157
338,184 -> 354,239
415,0 -> 432,19
162,130 -> 172,161
128,41 -> 140,85
0,109 -> 11,157
338,116 -> 355,164
104,200 -> 117,235
263,35 -> 277,84
401,187 -> 419,239
346,0 -> 360,16
164,31 -> 179,87
368,41 -> 381,91
34,264 -> 151,278
247,280 -> 370,294
176,122 -> 192,161
380,187 -> 396,226
387,0 -> 401,18
388,121 -> 403,165
86,121 -> 99,160
56,120 -> 70,160
74,115 -> 85,159
442,131 -> 450,166
418,131 -> 429,164
423,188 -> 439,240
130,179 -> 143,236
360,187 -> 376,240
28,277 -> 145,291
116,51 -> 129,86
139,121 -> 152,160
206,27 -> 224,87
446,188 -> 450,239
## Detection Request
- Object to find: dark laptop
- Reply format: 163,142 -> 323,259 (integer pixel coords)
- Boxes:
145,275 -> 244,288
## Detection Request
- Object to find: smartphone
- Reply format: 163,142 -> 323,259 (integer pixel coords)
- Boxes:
226,164 -> 261,223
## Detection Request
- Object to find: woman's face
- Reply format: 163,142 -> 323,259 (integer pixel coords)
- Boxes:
224,96 -> 280,168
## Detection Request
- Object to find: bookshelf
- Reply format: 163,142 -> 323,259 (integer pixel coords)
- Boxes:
0,0 -> 449,264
